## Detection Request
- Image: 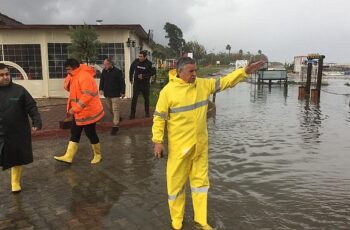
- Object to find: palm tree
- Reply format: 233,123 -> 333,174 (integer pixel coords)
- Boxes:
238,49 -> 243,59
226,44 -> 232,55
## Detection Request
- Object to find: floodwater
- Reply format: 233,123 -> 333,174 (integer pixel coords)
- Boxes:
207,78 -> 350,229
1,75 -> 350,229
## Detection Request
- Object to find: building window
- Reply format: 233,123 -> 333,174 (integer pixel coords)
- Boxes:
0,44 -> 42,80
48,43 -> 125,79
48,43 -> 69,79
96,43 -> 125,72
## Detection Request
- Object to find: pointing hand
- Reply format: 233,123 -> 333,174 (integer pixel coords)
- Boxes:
245,60 -> 266,74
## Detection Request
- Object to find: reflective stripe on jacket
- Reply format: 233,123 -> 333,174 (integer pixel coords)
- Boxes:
64,64 -> 104,126
152,68 -> 247,152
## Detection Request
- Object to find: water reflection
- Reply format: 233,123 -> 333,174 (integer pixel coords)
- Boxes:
250,81 -> 289,104
53,166 -> 126,228
0,191 -> 47,228
298,100 -> 323,143
207,80 -> 350,228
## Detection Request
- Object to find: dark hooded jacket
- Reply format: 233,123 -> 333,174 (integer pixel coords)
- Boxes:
99,66 -> 125,98
0,82 -> 42,170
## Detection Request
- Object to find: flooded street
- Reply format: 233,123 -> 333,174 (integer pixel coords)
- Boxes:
208,79 -> 350,229
1,78 -> 350,229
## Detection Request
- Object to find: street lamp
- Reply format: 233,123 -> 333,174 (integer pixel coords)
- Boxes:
126,38 -> 136,48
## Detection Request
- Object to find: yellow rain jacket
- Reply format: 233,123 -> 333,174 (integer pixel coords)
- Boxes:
152,67 -> 248,228
152,67 -> 247,148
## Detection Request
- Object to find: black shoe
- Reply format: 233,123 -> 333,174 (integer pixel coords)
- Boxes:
110,126 -> 119,135
129,114 -> 135,120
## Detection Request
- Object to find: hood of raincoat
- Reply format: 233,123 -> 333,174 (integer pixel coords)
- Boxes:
168,69 -> 197,86
71,64 -> 96,78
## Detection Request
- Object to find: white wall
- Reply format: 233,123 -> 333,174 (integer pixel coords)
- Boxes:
12,79 -> 45,98
0,28 -> 146,98
294,56 -> 307,73
47,79 -> 101,98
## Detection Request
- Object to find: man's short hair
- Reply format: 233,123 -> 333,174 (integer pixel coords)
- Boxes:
176,57 -> 196,72
0,63 -> 8,70
103,57 -> 113,65
64,58 -> 80,68
139,50 -> 148,57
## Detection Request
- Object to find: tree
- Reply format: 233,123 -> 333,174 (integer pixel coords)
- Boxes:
238,49 -> 243,59
151,43 -> 176,59
254,50 -> 268,62
68,24 -> 100,64
245,51 -> 252,61
164,22 -> 186,57
226,44 -> 231,55
183,41 -> 207,61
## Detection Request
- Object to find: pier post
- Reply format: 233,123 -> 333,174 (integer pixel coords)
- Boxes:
310,88 -> 319,103
298,86 -> 305,100
305,60 -> 313,96
316,55 -> 325,98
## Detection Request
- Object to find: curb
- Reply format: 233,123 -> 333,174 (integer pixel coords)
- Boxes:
32,117 -> 153,141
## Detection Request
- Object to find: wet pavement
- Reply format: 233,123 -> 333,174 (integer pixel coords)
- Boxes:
35,98 -> 153,130
0,128 -> 173,230
32,98 -> 154,140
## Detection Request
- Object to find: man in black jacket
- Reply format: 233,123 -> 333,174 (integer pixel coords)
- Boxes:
0,63 -> 42,192
99,58 -> 125,135
129,50 -> 155,119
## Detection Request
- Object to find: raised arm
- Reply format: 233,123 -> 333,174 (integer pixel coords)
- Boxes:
209,60 -> 265,94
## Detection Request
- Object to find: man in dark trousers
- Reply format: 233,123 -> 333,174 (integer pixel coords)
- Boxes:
99,58 -> 125,135
129,50 -> 155,119
0,63 -> 42,193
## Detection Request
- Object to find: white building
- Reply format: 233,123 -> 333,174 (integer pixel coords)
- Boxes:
293,56 -> 308,73
0,13 -> 153,98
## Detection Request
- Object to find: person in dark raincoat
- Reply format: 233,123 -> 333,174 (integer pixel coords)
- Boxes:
0,63 -> 42,192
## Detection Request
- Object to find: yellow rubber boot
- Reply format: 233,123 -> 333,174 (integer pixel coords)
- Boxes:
195,223 -> 216,230
11,166 -> 22,193
91,143 -> 102,164
194,222 -> 214,230
54,141 -> 78,163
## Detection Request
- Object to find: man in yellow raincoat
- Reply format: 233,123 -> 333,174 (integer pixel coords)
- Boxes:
152,57 -> 264,230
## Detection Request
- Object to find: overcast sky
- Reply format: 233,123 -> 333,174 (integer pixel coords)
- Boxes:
1,0 -> 349,63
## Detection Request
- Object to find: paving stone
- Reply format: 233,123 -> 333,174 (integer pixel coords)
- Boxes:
0,123 -> 180,229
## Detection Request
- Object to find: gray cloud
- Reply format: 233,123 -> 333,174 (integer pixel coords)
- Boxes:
1,0 -> 349,63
